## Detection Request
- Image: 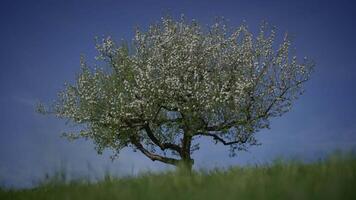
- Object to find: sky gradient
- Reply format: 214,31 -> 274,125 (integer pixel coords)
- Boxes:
1,0 -> 356,188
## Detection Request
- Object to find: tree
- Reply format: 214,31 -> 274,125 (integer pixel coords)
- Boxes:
38,16 -> 313,171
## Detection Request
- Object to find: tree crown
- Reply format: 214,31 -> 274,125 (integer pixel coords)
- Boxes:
39,16 -> 313,167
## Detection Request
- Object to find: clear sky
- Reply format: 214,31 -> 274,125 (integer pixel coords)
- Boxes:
0,0 -> 356,188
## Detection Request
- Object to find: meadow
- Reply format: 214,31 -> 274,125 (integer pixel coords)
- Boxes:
1,153 -> 356,200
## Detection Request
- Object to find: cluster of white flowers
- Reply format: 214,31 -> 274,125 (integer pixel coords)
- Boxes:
48,16 -> 313,158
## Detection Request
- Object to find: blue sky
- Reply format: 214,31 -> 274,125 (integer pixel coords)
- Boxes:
0,0 -> 356,188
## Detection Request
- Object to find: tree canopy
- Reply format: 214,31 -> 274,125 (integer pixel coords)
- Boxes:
39,16 -> 313,170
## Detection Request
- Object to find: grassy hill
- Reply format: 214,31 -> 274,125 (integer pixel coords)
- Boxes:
1,154 -> 356,200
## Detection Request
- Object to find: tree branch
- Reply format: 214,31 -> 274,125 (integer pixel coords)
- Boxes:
205,119 -> 244,132
143,124 -> 182,153
262,79 -> 308,117
130,135 -> 180,166
161,105 -> 179,112
199,133 -> 247,146
205,79 -> 309,133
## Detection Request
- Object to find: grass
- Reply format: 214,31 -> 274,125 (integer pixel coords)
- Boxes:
1,153 -> 356,200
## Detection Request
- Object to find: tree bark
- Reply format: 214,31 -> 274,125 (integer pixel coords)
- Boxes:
129,135 -> 180,166
179,158 -> 194,172
181,131 -> 194,172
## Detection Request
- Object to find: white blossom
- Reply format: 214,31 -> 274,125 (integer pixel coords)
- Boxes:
42,16 -> 314,165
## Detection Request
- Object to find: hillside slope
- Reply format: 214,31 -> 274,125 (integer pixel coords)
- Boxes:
1,154 -> 356,200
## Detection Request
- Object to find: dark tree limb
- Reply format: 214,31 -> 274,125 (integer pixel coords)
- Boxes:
143,123 -> 182,153
130,135 -> 180,166
205,120 -> 244,132
204,79 -> 309,133
161,105 -> 179,112
181,133 -> 192,159
152,105 -> 183,127
199,133 -> 247,146
262,79 -> 308,117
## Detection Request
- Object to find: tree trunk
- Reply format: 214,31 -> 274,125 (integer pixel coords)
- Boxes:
180,131 -> 194,173
177,158 -> 194,173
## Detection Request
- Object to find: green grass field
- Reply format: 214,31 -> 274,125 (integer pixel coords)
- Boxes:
1,153 -> 356,200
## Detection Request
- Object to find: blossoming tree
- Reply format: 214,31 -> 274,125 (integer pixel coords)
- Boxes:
39,16 -> 313,170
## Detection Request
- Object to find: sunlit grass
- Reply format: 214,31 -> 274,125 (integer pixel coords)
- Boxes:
1,153 -> 356,200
